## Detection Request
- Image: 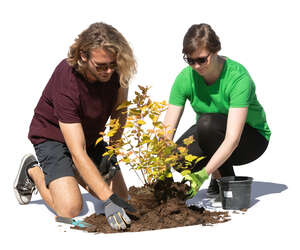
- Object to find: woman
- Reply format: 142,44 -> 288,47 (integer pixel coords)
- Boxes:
163,23 -> 271,198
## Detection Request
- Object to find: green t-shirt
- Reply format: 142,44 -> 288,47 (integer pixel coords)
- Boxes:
169,58 -> 271,141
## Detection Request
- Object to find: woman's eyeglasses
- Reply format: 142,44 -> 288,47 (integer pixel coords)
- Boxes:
183,54 -> 210,66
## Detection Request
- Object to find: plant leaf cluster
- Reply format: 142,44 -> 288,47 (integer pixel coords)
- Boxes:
97,85 -> 204,184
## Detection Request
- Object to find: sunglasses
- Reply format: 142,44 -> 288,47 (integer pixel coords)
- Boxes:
90,59 -> 118,72
183,54 -> 210,66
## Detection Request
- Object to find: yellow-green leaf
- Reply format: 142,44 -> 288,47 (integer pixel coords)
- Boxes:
121,157 -> 131,164
102,152 -> 110,157
183,136 -> 195,146
151,115 -> 158,123
137,120 -> 146,125
95,137 -> 103,146
158,175 -> 165,181
116,101 -> 131,111
178,146 -> 187,154
165,172 -> 173,178
165,157 -> 175,163
141,106 -> 149,112
181,170 -> 191,176
124,121 -> 134,128
185,154 -> 197,162
195,156 -> 206,163
107,130 -> 117,137
153,121 -> 161,128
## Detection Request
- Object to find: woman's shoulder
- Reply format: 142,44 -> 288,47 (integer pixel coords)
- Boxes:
223,57 -> 255,93
176,65 -> 193,77
224,57 -> 250,76
176,66 -> 201,84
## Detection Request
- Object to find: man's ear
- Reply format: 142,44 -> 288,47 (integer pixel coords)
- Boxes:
80,51 -> 88,62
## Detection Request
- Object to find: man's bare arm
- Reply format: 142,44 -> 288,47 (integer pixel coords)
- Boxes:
59,122 -> 113,200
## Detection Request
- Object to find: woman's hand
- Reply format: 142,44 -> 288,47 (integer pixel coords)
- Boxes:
183,168 -> 209,198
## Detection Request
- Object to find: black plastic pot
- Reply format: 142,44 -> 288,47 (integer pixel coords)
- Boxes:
216,176 -> 253,210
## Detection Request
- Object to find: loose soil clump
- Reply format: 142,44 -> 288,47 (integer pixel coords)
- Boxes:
74,181 -> 230,233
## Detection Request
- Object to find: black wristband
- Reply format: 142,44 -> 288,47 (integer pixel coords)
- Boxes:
109,194 -> 136,213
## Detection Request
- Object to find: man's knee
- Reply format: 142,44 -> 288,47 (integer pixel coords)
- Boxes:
57,201 -> 82,218
49,176 -> 83,218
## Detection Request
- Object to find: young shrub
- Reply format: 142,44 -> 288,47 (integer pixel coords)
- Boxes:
96,85 -> 204,185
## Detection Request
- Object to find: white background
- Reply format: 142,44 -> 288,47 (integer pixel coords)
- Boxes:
1,0 -> 299,249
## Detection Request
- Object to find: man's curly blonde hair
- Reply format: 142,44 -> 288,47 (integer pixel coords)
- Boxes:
67,22 -> 136,88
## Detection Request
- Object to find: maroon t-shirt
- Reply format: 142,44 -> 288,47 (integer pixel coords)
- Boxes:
28,59 -> 120,148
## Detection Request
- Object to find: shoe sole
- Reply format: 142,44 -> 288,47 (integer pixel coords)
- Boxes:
13,154 -> 35,205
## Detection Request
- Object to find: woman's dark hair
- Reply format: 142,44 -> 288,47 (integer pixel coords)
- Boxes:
182,23 -> 221,55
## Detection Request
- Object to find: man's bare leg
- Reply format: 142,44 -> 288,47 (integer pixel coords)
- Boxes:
28,166 -> 55,211
28,166 -> 83,217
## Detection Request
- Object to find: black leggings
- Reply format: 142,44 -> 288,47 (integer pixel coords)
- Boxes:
176,113 -> 269,177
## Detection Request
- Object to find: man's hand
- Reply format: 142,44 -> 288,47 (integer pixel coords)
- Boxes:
103,194 -> 136,230
100,155 -> 120,181
183,168 -> 209,198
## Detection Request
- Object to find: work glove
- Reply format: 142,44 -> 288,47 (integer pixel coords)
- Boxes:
100,155 -> 120,181
183,168 -> 209,198
103,194 -> 136,230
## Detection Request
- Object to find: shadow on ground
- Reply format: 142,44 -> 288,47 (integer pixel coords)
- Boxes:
249,181 -> 288,207
186,181 -> 288,209
30,180 -> 288,215
30,192 -> 105,216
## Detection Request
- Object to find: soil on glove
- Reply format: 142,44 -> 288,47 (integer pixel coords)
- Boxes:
73,181 -> 230,233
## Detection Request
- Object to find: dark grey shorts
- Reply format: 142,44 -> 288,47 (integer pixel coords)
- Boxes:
34,140 -> 118,187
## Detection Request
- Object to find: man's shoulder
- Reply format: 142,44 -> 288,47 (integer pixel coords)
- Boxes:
54,59 -> 75,76
45,59 -> 82,100
52,59 -> 82,85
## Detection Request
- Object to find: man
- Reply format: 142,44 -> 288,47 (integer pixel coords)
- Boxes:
13,22 -> 137,230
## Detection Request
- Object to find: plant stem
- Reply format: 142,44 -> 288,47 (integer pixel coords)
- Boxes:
122,132 -> 146,185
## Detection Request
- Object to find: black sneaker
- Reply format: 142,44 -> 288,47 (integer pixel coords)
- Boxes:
206,178 -> 219,198
13,154 -> 38,205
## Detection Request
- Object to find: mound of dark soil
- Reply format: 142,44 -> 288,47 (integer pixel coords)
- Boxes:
73,182 -> 230,233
